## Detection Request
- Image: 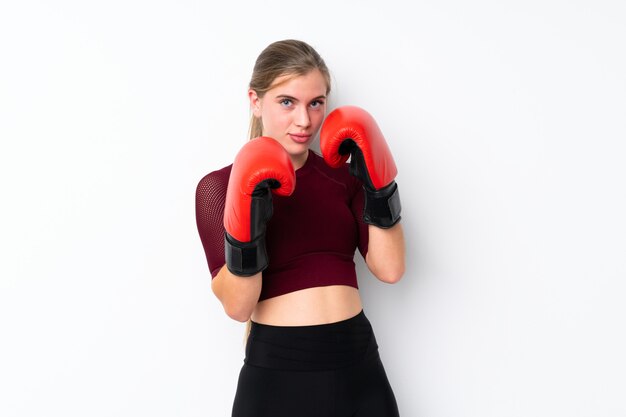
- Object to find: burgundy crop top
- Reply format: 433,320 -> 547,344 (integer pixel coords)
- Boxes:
195,149 -> 369,301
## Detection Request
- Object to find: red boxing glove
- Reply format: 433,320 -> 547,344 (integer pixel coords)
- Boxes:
224,136 -> 296,276
320,105 -> 401,228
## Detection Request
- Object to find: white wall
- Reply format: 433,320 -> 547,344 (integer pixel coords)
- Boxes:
1,1 -> 625,416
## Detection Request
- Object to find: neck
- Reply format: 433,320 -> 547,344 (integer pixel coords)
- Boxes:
292,150 -> 309,171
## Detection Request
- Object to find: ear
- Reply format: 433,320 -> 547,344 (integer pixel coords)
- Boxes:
248,89 -> 262,117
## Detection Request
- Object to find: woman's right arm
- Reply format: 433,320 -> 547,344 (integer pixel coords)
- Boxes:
198,139 -> 294,322
211,265 -> 262,322
197,170 -> 260,323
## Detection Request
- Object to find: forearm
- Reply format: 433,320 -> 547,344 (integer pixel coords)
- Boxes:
211,264 -> 262,322
365,222 -> 406,283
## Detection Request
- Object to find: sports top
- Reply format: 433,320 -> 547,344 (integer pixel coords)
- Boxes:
195,149 -> 369,301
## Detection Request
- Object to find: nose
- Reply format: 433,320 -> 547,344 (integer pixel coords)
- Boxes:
295,105 -> 311,128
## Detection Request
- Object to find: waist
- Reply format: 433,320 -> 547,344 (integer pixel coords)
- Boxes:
245,309 -> 379,371
252,285 -> 362,326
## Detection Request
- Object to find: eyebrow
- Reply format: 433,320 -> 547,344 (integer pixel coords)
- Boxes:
275,94 -> 327,102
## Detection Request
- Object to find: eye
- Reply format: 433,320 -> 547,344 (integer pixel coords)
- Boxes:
310,100 -> 325,109
280,98 -> 293,107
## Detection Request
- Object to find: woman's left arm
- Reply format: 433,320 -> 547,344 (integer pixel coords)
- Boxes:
365,222 -> 406,284
319,105 -> 406,283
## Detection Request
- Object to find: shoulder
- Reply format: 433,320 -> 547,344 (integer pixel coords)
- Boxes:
196,163 -> 232,193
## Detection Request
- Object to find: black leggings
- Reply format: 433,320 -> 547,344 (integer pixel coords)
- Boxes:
231,310 -> 400,417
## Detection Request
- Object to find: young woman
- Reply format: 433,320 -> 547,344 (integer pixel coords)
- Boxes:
196,39 -> 405,417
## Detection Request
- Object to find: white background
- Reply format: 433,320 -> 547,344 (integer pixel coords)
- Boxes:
1,1 -> 625,416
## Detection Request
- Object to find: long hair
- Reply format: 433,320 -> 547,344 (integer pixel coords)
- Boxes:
244,40 -> 332,342
248,39 -> 331,140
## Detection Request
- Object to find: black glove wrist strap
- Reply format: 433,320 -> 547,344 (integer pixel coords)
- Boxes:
224,232 -> 268,277
363,181 -> 402,229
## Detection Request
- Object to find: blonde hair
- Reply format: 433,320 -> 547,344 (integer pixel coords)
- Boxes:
248,39 -> 332,140
243,40 -> 331,343
244,319 -> 251,347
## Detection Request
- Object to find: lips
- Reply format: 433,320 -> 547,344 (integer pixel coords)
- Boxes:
288,133 -> 311,143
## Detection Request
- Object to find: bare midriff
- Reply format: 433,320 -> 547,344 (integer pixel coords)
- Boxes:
250,285 -> 362,326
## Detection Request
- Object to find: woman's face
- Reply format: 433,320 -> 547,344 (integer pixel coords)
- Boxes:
249,69 -> 328,167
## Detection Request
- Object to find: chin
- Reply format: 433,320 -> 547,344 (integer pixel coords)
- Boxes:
290,145 -> 310,154
285,145 -> 309,160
